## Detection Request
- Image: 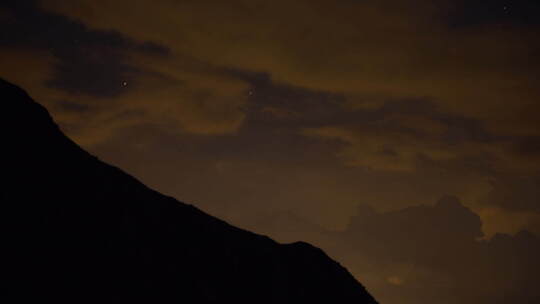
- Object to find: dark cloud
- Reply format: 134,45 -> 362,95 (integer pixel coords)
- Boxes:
251,196 -> 540,304
301,98 -> 506,172
46,47 -> 137,98
234,71 -> 347,126
514,136 -> 540,158
346,196 -> 483,262
40,0 -> 540,139
449,0 -> 540,28
483,176 -> 540,213
0,0 -> 250,142
340,197 -> 540,304
0,0 -> 168,97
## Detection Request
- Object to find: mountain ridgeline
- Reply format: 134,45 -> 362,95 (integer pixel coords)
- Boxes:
1,78 -> 377,303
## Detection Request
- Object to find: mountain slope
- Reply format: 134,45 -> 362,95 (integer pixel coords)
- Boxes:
0,78 -> 377,303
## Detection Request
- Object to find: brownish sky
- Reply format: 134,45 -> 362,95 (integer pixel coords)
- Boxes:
1,1 -> 540,303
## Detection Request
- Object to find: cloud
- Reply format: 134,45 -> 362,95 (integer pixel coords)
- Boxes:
302,124 -> 454,172
345,196 -> 484,262
341,196 -> 540,304
301,106 -> 486,171
254,196 -> 540,304
40,0 -> 540,138
11,0 -> 537,213
35,0 -> 540,183
478,206 -> 540,237
480,175 -> 540,213
0,1 -> 250,146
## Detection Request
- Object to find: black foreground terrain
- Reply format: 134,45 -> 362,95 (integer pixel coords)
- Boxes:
1,78 -> 377,303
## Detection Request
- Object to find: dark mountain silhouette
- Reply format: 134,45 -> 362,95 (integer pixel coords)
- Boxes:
1,78 -> 377,303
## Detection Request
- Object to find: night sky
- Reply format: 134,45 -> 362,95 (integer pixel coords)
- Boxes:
1,1 -> 540,303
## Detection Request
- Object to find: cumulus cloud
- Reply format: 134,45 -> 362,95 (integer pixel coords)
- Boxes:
342,197 -> 540,304
253,196 -> 540,304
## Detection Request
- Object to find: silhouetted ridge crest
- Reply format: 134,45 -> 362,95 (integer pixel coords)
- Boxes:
1,78 -> 377,303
